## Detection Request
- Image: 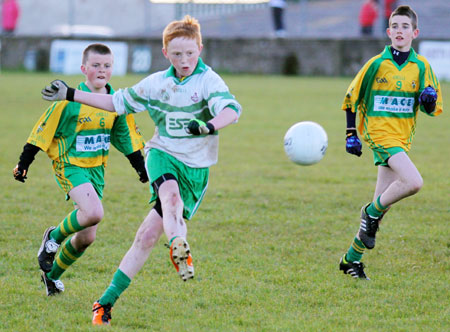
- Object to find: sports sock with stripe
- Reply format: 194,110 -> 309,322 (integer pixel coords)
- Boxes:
47,237 -> 84,280
345,237 -> 366,262
50,210 -> 85,244
366,195 -> 389,218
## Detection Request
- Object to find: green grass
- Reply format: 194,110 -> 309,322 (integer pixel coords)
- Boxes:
0,72 -> 449,332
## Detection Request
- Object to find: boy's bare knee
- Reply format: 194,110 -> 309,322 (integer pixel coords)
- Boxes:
171,192 -> 181,205
167,192 -> 181,206
84,206 -> 104,225
135,227 -> 159,250
410,177 -> 423,194
404,175 -> 423,195
161,192 -> 182,211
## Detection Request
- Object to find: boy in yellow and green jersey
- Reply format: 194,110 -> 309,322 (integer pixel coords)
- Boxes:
13,44 -> 148,296
339,5 -> 443,280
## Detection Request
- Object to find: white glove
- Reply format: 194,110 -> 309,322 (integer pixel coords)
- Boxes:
41,80 -> 75,101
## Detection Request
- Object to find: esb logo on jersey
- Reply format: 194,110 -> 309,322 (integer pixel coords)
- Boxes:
166,112 -> 195,137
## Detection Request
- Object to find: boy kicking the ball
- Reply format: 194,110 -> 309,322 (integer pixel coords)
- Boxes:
41,16 -> 242,325
13,43 -> 147,296
339,5 -> 443,279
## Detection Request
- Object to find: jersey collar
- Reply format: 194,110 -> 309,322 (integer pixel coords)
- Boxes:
381,45 -> 419,71
77,82 -> 114,94
165,58 -> 207,83
382,45 -> 419,63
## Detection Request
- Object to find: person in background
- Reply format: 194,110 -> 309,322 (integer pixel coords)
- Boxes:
359,0 -> 378,36
384,0 -> 398,29
269,0 -> 287,38
1,0 -> 20,35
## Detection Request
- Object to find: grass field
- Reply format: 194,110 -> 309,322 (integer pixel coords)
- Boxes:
0,72 -> 449,332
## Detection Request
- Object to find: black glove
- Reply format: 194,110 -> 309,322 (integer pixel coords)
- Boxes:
126,151 -> 148,183
345,129 -> 362,157
186,119 -> 215,135
13,143 -> 40,183
41,79 -> 75,102
13,164 -> 28,183
419,86 -> 437,114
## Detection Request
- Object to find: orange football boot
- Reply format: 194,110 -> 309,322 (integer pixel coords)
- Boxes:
169,237 -> 194,281
92,301 -> 112,325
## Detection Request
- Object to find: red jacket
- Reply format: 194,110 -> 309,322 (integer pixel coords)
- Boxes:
2,0 -> 20,31
359,1 -> 378,27
385,0 -> 397,18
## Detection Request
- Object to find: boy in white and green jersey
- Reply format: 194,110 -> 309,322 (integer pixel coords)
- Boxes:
13,44 -> 147,296
339,6 -> 443,280
113,56 -> 240,169
40,16 -> 242,325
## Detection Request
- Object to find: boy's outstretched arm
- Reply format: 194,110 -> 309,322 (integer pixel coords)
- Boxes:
186,107 -> 238,135
42,80 -> 116,112
345,109 -> 362,157
209,107 -> 239,130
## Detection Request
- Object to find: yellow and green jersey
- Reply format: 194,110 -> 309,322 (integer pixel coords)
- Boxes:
27,82 -> 145,168
342,46 -> 443,152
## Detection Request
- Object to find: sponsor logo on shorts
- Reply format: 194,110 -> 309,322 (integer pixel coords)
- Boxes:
374,95 -> 414,113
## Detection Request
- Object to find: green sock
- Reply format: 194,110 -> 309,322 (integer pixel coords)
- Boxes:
99,269 -> 131,307
47,238 -> 84,280
366,195 -> 388,218
50,210 -> 85,244
345,237 -> 366,262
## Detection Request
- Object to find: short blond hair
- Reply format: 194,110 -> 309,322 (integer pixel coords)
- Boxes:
389,5 -> 418,30
162,15 -> 202,49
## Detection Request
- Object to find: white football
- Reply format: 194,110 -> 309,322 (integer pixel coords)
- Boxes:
283,121 -> 328,165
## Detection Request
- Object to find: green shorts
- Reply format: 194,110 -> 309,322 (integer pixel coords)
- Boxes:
147,149 -> 209,220
372,146 -> 405,166
52,161 -> 105,200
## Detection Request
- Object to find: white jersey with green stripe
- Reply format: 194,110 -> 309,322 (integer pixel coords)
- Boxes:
112,58 -> 242,168
342,46 -> 443,152
27,82 -> 145,168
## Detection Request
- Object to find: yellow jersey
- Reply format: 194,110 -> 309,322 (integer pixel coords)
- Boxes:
27,82 -> 145,168
342,46 -> 443,151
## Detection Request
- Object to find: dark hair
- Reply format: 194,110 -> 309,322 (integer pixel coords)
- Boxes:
82,43 -> 112,64
389,5 -> 418,30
